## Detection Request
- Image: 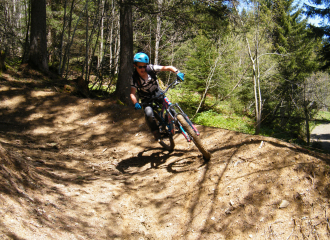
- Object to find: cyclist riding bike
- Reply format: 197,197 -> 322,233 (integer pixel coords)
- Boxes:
130,52 -> 185,141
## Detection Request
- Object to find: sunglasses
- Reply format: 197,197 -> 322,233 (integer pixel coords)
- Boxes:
137,65 -> 147,69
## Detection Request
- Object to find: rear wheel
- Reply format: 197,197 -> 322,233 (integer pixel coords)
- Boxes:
177,114 -> 211,160
154,111 -> 175,151
159,128 -> 175,151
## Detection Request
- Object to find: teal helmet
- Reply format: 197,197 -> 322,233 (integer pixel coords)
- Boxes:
133,52 -> 149,64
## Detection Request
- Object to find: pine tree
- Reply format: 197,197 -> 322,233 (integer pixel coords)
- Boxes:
304,0 -> 330,70
268,0 -> 321,142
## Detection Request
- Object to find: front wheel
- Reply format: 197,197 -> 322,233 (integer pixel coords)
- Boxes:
177,114 -> 211,160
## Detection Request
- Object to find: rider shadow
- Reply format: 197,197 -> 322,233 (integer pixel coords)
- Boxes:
116,148 -> 185,174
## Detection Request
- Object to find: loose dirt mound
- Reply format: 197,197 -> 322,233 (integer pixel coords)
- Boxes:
1,72 -> 330,239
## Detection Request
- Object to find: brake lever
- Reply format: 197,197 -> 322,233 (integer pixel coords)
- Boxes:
173,80 -> 180,87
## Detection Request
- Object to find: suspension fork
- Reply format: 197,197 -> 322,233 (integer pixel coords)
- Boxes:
172,103 -> 200,136
166,104 -> 190,141
162,105 -> 175,135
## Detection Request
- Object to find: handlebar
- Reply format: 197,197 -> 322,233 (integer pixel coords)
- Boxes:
163,76 -> 183,93
140,77 -> 182,107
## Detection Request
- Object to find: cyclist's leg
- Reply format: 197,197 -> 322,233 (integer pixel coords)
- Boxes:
144,106 -> 160,141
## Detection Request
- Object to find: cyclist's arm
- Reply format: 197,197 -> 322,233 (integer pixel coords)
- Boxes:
130,87 -> 138,105
158,66 -> 179,74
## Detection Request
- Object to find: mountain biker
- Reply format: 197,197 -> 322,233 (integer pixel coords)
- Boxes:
130,52 -> 185,141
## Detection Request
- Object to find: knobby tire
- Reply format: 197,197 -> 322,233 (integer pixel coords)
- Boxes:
154,111 -> 175,151
177,114 -> 211,160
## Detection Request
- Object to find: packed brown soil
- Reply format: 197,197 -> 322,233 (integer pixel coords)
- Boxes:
1,69 -> 330,240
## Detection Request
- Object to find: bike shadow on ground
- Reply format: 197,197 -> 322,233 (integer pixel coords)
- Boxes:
116,147 -> 206,174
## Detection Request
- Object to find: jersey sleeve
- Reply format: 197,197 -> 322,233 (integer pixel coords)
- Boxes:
130,77 -> 137,88
152,65 -> 163,72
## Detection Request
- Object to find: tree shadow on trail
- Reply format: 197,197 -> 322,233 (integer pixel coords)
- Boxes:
166,156 -> 207,173
178,130 -> 330,239
0,72 -> 149,239
2,72 -> 330,239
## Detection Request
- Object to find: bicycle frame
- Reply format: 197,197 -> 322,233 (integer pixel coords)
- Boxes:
157,87 -> 200,142
138,78 -> 211,160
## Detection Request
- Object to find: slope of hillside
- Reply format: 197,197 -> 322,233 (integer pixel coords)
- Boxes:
1,71 -> 330,240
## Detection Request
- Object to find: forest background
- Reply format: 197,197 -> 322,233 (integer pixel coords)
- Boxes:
1,0 -> 330,149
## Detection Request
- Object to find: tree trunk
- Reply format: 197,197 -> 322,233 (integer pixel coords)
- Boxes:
154,0 -> 163,65
63,0 -> 81,78
22,0 -> 30,63
304,80 -> 311,145
304,105 -> 310,145
109,0 -> 115,73
29,0 -> 48,73
254,2 -> 262,135
99,0 -> 105,69
58,0 -> 68,75
115,0 -> 133,105
0,51 -> 6,72
255,25 -> 261,135
85,0 -> 89,82
233,1 -> 262,135
115,22 -> 120,74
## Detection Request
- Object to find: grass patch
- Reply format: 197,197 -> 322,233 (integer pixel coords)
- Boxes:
166,88 -> 255,134
160,87 -> 330,145
194,110 -> 255,134
310,110 -> 330,131
88,81 -> 116,99
89,83 -> 115,93
316,111 -> 330,121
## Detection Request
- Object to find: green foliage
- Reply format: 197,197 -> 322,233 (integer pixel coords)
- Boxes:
166,87 -> 199,115
317,111 -> 330,121
304,0 -> 330,69
184,34 -> 217,95
194,110 -> 255,134
190,0 -> 229,36
257,0 -> 323,140
175,31 -> 247,111
167,88 -> 254,134
310,110 -> 330,130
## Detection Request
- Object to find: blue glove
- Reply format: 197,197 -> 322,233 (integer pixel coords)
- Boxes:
134,103 -> 142,110
177,71 -> 185,81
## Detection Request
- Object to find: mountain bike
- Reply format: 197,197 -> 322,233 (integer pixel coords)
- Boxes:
141,77 -> 211,161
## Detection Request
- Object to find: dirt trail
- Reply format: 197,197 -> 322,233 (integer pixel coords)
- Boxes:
1,72 -> 330,240
311,123 -> 330,153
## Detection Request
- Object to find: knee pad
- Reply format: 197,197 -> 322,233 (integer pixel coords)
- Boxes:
144,106 -> 154,119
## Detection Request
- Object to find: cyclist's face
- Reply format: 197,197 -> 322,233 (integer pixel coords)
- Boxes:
135,62 -> 147,74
